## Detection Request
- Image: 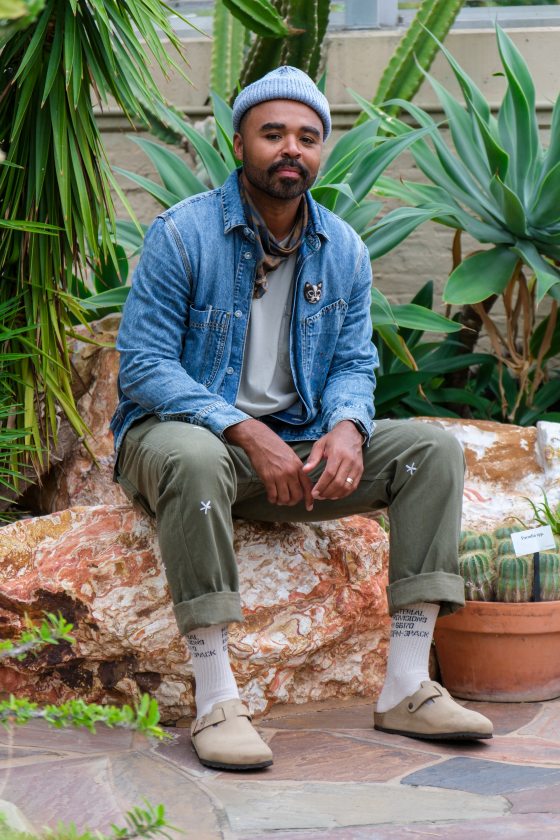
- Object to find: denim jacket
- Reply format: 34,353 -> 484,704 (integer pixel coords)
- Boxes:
110,170 -> 378,453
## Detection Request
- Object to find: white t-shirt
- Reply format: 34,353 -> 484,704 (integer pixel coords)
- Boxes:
235,252 -> 299,417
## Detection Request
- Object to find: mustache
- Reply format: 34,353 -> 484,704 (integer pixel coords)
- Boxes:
267,159 -> 308,178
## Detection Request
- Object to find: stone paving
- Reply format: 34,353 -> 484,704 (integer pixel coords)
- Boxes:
2,696 -> 560,838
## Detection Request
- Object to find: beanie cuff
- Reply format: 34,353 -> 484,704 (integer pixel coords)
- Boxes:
232,66 -> 331,140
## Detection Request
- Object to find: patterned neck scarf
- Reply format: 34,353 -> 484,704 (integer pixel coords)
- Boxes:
239,174 -> 308,299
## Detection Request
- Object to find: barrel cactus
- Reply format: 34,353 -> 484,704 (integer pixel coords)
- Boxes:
538,552 -> 560,601
496,557 -> 531,603
458,527 -> 560,603
459,531 -> 495,553
496,539 -> 516,558
459,552 -> 496,602
493,523 -> 525,540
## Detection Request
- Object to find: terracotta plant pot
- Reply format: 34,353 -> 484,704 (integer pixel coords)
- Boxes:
433,600 -> 560,702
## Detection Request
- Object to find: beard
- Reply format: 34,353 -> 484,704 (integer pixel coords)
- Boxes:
242,157 -> 317,199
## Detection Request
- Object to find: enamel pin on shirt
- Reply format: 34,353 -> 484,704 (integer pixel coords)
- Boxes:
304,281 -> 322,303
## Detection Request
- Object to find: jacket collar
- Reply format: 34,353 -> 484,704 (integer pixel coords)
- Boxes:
220,169 -> 330,244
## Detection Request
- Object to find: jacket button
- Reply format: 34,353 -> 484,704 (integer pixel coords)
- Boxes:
244,252 -> 252,259
226,367 -> 234,375
234,310 -> 242,318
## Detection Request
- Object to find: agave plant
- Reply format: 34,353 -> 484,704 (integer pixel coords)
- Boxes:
362,25 -> 560,421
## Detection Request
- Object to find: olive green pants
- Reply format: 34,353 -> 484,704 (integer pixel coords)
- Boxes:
115,416 -> 465,634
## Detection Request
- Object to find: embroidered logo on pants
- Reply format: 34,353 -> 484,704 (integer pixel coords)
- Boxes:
200,500 -> 212,514
405,462 -> 417,475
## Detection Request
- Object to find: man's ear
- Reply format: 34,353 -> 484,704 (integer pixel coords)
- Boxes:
233,132 -> 243,162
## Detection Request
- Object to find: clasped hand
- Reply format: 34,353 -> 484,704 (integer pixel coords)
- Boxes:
225,419 -> 364,511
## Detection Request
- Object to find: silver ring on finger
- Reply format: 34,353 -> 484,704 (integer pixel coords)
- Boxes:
345,476 -> 354,485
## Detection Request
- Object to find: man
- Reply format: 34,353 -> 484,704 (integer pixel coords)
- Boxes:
111,66 -> 493,771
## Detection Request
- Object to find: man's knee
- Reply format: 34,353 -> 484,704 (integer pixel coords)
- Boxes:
416,430 -> 465,514
410,423 -> 465,473
161,425 -> 236,493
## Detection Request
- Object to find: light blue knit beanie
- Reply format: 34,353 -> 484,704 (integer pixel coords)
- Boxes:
232,66 -> 331,140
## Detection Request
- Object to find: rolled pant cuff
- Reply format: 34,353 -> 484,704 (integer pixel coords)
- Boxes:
173,592 -> 243,635
387,571 -> 465,617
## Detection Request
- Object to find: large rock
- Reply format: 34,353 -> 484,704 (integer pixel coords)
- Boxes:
414,417 -> 560,532
5,315 -> 560,718
0,506 -> 389,720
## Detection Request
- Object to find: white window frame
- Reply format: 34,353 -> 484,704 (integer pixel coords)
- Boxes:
166,2 -> 560,35
399,4 -> 560,30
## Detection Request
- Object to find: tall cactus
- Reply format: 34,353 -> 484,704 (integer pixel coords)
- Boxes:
211,2 -> 246,100
306,0 -> 330,81
355,0 -> 465,124
280,0 -> 330,79
239,0 -> 330,91
238,33 -> 283,93
459,552 -> 496,602
497,557 -> 532,603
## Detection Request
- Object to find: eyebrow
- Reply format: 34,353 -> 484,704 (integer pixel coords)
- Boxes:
259,121 -> 321,138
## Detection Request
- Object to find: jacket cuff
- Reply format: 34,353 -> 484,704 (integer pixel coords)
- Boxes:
196,401 -> 253,439
326,407 -> 375,446
161,400 -> 252,439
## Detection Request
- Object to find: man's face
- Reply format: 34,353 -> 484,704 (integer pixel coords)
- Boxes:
233,99 -> 323,201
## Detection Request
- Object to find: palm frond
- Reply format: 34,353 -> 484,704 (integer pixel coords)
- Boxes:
0,1 -> 194,494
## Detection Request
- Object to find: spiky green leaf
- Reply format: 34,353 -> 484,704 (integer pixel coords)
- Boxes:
222,0 -> 290,37
443,247 -> 519,305
513,240 -> 560,303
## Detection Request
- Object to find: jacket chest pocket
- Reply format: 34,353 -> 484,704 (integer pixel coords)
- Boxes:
182,305 -> 231,388
302,299 -> 348,385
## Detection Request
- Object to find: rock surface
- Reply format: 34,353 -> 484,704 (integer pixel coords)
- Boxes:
414,417 -> 560,532
33,316 -> 128,512
0,506 -> 389,720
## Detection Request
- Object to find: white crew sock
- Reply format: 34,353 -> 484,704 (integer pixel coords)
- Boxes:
376,602 -> 440,713
185,624 -> 240,718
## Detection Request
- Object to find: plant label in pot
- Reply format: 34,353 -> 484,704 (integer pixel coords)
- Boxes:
511,525 -> 555,556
